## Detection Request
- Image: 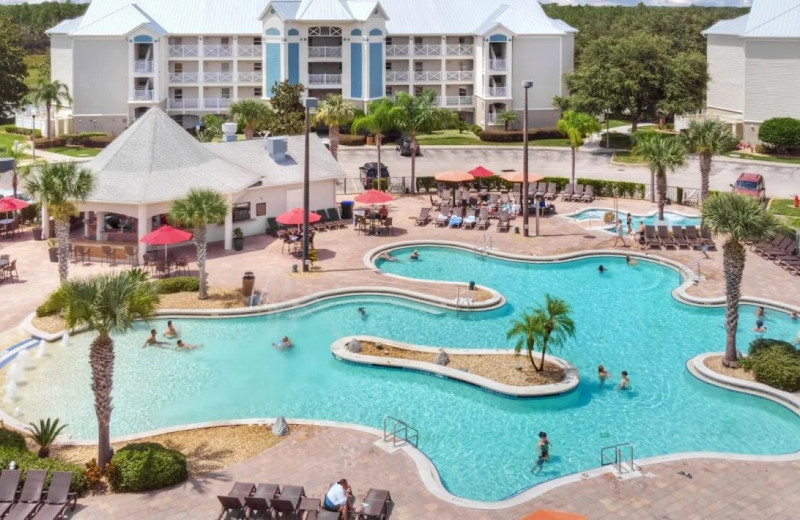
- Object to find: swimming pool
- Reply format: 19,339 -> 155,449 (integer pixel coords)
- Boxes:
566,208 -> 701,229
10,247 -> 800,502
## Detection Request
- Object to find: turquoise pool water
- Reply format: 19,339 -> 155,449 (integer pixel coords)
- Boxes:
567,209 -> 701,229
14,247 -> 800,502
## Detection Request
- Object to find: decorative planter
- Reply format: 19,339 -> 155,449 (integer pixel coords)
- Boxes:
221,122 -> 237,135
233,236 -> 244,251
32,227 -> 43,241
48,248 -> 58,263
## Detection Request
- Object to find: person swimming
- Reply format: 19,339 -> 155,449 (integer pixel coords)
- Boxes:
164,320 -> 179,339
175,340 -> 200,350
533,431 -> 552,474
598,265 -> 606,273
618,371 -> 630,390
273,336 -> 293,349
379,252 -> 397,262
143,329 -> 169,348
625,255 -> 637,266
409,250 -> 419,260
753,320 -> 767,334
358,307 -> 367,318
598,365 -> 609,381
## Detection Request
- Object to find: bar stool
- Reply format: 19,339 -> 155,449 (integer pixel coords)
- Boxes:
124,246 -> 138,266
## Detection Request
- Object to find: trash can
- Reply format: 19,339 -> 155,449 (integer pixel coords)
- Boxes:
340,200 -> 354,220
242,271 -> 255,298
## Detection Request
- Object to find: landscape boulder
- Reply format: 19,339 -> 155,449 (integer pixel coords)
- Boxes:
434,349 -> 450,366
346,339 -> 362,353
272,416 -> 290,436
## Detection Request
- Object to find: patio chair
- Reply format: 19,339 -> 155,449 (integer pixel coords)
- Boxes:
358,488 -> 393,520
243,483 -> 280,518
570,184 -> 585,202
580,185 -> 595,202
270,486 -> 305,519
684,226 -> 702,249
756,236 -> 791,258
489,193 -> 500,206
124,246 -> 138,265
763,239 -> 797,260
700,227 -> 717,250
533,182 -> 546,198
29,471 -> 77,520
544,182 -> 557,200
415,207 -> 431,226
4,470 -> 47,520
448,208 -> 464,228
101,245 -> 116,266
434,207 -> 450,227
462,209 -> 478,229
752,235 -> 787,256
429,194 -> 441,211
312,210 -> 330,232
381,217 -> 393,235
355,215 -> 369,236
644,225 -> 660,249
174,256 -> 190,275
500,193 -> 510,205
475,207 -> 490,230
3,260 -> 18,283
154,260 -> 170,278
672,226 -> 691,249
657,225 -> 677,249
496,210 -> 510,232
561,184 -> 575,201
0,470 -> 21,517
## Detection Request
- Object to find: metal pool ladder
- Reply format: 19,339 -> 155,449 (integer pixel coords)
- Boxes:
455,286 -> 474,318
600,442 -> 640,475
383,415 -> 419,448
683,261 -> 705,283
473,234 -> 492,257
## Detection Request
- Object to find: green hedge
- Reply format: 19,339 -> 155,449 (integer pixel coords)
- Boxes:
61,132 -> 108,145
416,175 -> 645,198
107,442 -> 187,492
33,137 -> 67,148
82,135 -> 114,148
3,126 -> 41,137
758,117 -> 800,154
0,446 -> 87,494
371,178 -> 389,191
155,276 -> 199,294
740,339 -> 800,392
338,134 -> 366,146
0,428 -> 26,450
478,128 -> 562,143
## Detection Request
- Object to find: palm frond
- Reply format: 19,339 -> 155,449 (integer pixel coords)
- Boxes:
168,188 -> 229,230
701,192 -> 781,243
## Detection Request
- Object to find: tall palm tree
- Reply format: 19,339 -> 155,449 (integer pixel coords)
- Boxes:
228,99 -> 272,139
497,109 -> 517,131
557,110 -> 601,185
635,133 -> 686,218
25,162 -> 95,281
701,194 -> 781,368
351,98 -> 396,189
27,79 -> 72,139
507,310 -> 541,371
168,189 -> 229,300
389,90 -> 452,193
507,295 -> 576,372
4,141 -> 30,197
60,270 -> 160,470
315,94 -> 355,161
680,120 -> 736,203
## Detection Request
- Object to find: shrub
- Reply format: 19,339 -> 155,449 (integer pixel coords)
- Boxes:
740,341 -> 800,392
478,128 -> 562,143
84,459 -> 103,490
108,442 -> 188,492
36,287 -> 67,317
83,135 -> 114,148
33,137 -> 66,148
758,117 -> 800,154
416,177 -> 437,193
0,446 -> 87,494
156,276 -> 200,294
747,338 -> 796,357
470,124 -> 483,137
0,428 -> 26,450
598,132 -> 633,150
371,178 -> 389,191
3,126 -> 41,137
338,134 -> 366,146
61,132 -> 108,145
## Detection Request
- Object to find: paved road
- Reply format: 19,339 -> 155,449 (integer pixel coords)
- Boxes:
337,146 -> 800,199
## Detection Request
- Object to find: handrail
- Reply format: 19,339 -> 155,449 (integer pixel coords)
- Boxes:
600,442 -> 637,475
383,415 -> 418,447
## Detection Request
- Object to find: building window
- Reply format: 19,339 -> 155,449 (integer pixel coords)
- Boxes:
256,202 -> 267,217
385,62 -> 392,71
173,63 -> 183,73
174,89 -> 183,100
254,87 -> 263,97
459,87 -> 467,97
233,202 -> 251,222
254,62 -> 262,71
385,86 -> 392,96
169,37 -> 183,45
385,37 -> 392,45
414,86 -> 422,95
221,37 -> 230,46
414,62 -> 423,72
221,88 -> 231,99
459,37 -> 468,45
221,62 -> 231,72
254,37 -> 262,46
414,37 -> 422,45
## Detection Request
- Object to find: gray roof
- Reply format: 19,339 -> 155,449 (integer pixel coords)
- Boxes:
86,108 -> 261,204
45,16 -> 84,35
704,0 -> 800,39
205,134 -> 345,188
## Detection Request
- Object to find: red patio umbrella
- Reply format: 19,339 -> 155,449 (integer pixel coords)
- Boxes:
468,166 -> 494,178
355,189 -> 394,204
140,225 -> 192,261
276,207 -> 322,226
0,197 -> 30,212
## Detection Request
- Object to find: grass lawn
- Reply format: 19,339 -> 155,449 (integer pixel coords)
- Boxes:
770,199 -> 800,219
529,138 -> 571,147
605,119 -> 630,129
24,55 -> 47,89
724,151 -> 800,165
415,129 -> 567,147
44,146 -> 101,158
598,132 -> 633,150
0,131 -> 26,154
211,134 -> 247,142
613,151 -> 647,165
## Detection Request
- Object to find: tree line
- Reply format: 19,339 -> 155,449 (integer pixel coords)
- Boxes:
0,1 -> 88,53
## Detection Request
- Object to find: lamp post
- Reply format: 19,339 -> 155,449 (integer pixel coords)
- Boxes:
606,108 -> 611,149
522,81 -> 533,237
302,97 -> 318,273
30,109 -> 37,162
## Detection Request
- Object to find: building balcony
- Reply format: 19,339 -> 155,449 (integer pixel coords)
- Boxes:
133,89 -> 154,101
487,86 -> 508,97
446,44 -> 473,57
445,96 -> 474,107
204,98 -> 233,109
169,72 -> 199,83
386,44 -> 409,57
238,44 -> 260,58
489,59 -> 508,71
238,71 -> 262,83
308,74 -> 342,85
308,46 -> 342,59
414,44 -> 441,56
134,60 -> 154,73
168,98 -> 199,110
414,71 -> 441,82
169,45 -> 199,58
445,71 -> 473,81
204,71 -> 234,83
386,71 -> 410,82
203,45 -> 233,58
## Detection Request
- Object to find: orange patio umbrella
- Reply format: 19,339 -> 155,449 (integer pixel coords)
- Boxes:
520,509 -> 588,520
499,171 -> 545,184
434,170 -> 474,183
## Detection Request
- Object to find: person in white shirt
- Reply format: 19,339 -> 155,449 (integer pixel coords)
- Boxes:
324,479 -> 353,518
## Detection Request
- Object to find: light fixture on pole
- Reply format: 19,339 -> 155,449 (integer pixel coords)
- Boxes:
606,107 -> 611,149
30,108 -> 37,162
302,97 -> 318,273
521,81 -> 533,237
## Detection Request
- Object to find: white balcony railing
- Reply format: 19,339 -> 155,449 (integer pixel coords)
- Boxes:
488,86 -> 508,97
238,44 -> 260,57
169,45 -> 199,58
204,98 -> 233,109
308,46 -> 342,58
308,73 -> 342,85
169,72 -> 199,83
446,44 -> 473,56
134,60 -> 154,73
489,59 -> 508,71
238,71 -> 262,83
386,45 -> 409,57
385,71 -> 410,82
414,44 -> 441,56
168,98 -> 199,110
445,96 -> 474,107
204,71 -> 234,83
414,71 -> 441,82
133,89 -> 154,101
446,70 -> 473,81
203,45 -> 233,58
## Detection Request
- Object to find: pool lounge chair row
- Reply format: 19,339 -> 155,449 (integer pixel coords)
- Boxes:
560,184 -> 595,203
266,209 -> 349,236
0,470 -> 77,520
218,481 -> 392,520
641,225 -> 716,251
751,235 -> 800,275
527,182 -> 559,200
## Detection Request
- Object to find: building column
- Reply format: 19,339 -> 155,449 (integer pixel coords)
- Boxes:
41,204 -> 49,238
83,212 -> 90,238
198,36 -> 205,109
137,205 -> 149,265
96,211 -> 106,241
223,202 -> 233,251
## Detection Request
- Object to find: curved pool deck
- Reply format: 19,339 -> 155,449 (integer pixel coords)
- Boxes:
8,240 -> 800,508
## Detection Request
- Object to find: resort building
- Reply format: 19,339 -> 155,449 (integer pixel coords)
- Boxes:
699,0 -> 800,143
46,0 -> 575,135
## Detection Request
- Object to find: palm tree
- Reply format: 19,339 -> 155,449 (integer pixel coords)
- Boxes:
27,79 -> 72,139
557,110 -> 601,185
168,189 -> 229,299
4,141 -> 30,197
702,194 -> 781,367
507,295 -> 576,372
389,90 -> 452,193
315,94 -> 355,161
635,133 -> 686,218
351,98 -> 396,189
25,162 -> 95,281
228,99 -> 272,139
507,310 -> 541,371
60,270 -> 160,469
680,120 -> 736,203
497,109 -> 517,131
